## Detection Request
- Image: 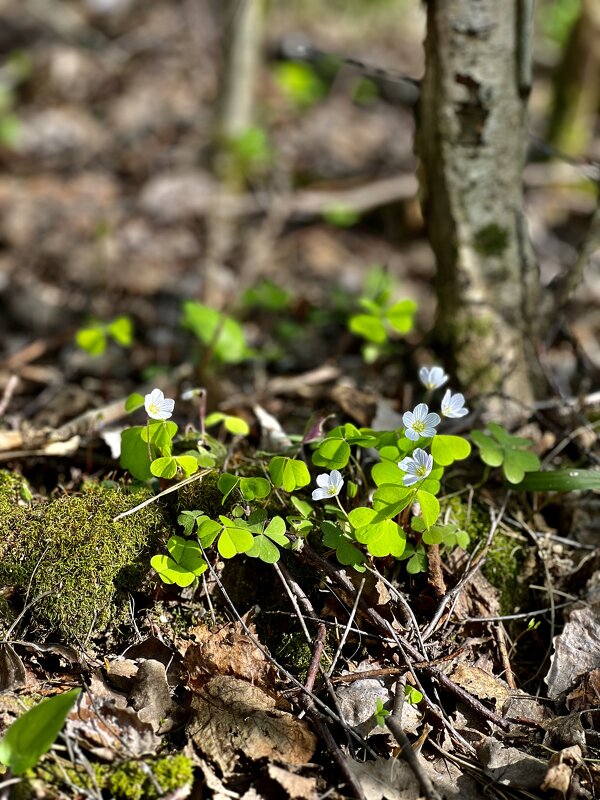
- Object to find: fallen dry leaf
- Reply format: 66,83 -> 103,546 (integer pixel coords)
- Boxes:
188,675 -> 316,776
185,621 -> 275,689
267,764 -> 318,799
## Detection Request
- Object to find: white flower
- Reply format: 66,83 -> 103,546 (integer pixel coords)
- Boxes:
419,366 -> 449,391
398,448 -> 433,487
144,388 -> 175,420
402,403 -> 440,441
441,389 -> 469,418
312,470 -> 344,501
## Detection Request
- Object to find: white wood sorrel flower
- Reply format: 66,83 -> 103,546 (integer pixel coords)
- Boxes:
312,470 -> 344,501
402,403 -> 441,441
144,388 -> 175,420
418,366 -> 449,391
441,389 -> 469,418
398,448 -> 433,487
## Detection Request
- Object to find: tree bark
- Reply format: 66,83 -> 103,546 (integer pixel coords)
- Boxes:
417,0 -> 540,411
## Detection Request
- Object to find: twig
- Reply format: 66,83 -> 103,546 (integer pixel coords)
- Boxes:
112,470 -> 209,521
385,681 -> 443,800
495,624 -> 516,689
0,374 -> 19,417
273,562 -> 313,646
300,625 -> 367,800
326,577 -> 365,677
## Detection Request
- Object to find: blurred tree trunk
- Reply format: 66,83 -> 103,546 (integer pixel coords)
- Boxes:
417,0 -> 541,411
203,0 -> 266,306
547,0 -> 600,156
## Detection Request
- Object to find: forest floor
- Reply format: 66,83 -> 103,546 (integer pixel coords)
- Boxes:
0,1 -> 599,799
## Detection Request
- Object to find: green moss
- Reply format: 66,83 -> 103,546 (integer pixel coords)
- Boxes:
18,755 -> 194,799
176,468 -> 230,518
444,496 -> 529,613
0,471 -> 171,640
473,224 -> 509,257
276,631 -> 318,682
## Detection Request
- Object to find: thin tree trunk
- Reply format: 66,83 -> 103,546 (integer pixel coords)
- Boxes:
417,0 -> 541,411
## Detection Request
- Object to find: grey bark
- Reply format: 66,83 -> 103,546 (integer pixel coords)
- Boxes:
417,0 -> 541,410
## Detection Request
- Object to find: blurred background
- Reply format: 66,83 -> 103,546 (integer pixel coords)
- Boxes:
0,0 -> 597,429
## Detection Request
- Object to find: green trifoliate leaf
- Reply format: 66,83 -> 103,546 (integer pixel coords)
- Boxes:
430,435 -> 471,466
269,457 -> 310,492
312,438 -> 351,470
0,688 -> 81,775
349,508 -> 406,558
205,412 -> 250,436
151,536 -> 207,587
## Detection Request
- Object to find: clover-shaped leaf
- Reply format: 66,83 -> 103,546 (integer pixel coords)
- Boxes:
321,520 -> 366,571
348,508 -> 406,558
269,457 -> 310,492
151,535 -> 207,587
471,423 -> 540,484
247,516 -> 288,564
430,435 -> 471,467
217,518 -> 255,559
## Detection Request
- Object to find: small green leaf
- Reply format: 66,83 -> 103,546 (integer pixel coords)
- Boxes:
217,522 -> 255,558
431,435 -> 471,466
151,536 -> 207,587
406,550 -> 428,574
269,457 -> 311,492
75,326 -> 106,356
291,496 -> 313,518
125,392 -> 145,413
218,473 -> 240,501
416,490 -> 440,529
471,431 -> 504,467
385,299 -> 417,334
150,456 -> 178,479
107,316 -> 134,346
371,460 -> 404,486
120,426 -> 154,481
197,518 -> 221,547
349,314 -> 387,343
312,438 -> 351,470
174,455 -> 199,477
0,688 -> 81,775
502,449 -> 541,484
239,476 -> 271,501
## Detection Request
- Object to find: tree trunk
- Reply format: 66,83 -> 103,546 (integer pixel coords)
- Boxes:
417,0 -> 540,411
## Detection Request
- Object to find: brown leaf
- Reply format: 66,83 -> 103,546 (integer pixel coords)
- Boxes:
189,675 -> 316,776
267,765 -> 317,799
185,622 -> 275,689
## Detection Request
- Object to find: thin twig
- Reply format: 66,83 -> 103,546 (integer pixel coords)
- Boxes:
327,577 -> 365,678
385,681 -> 443,800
